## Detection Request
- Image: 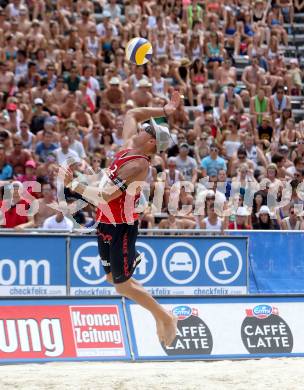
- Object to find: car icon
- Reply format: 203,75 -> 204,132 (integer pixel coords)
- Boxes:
169,252 -> 193,272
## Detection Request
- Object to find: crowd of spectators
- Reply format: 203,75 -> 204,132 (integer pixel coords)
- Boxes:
0,0 -> 304,231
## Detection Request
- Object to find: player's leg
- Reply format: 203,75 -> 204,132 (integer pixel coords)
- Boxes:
109,222 -> 177,346
115,277 -> 177,346
97,223 -> 112,281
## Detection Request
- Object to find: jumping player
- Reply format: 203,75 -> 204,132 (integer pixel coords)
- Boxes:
59,91 -> 181,346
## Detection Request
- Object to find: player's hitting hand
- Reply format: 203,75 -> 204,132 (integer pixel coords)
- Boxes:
163,90 -> 181,116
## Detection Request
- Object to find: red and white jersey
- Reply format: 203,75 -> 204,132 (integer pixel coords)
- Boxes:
96,149 -> 149,224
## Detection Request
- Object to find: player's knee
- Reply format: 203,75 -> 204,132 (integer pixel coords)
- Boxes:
114,279 -> 132,296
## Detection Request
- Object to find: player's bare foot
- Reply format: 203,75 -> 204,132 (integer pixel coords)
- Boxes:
156,313 -> 178,347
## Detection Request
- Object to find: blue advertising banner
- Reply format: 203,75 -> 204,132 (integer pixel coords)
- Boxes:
0,298 -> 131,362
0,236 -> 67,296
228,231 -> 304,294
125,296 -> 304,360
69,236 -> 248,296
1,231 -> 303,296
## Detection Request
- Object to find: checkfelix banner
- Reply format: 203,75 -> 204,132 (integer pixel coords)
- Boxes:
126,297 -> 304,360
0,299 -> 130,363
69,236 -> 248,296
0,236 -> 67,296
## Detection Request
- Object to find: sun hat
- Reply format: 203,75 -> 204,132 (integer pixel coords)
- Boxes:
236,207 -> 249,217
256,205 -> 272,217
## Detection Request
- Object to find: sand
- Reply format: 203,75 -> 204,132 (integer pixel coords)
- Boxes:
0,358 -> 304,390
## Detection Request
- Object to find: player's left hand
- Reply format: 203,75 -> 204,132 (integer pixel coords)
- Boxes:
164,90 -> 181,115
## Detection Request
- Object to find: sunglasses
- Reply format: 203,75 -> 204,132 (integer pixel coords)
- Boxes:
144,125 -> 156,138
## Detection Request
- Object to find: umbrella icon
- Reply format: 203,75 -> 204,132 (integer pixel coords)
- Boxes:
212,250 -> 232,275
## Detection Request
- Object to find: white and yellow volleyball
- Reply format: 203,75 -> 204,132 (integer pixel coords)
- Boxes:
125,37 -> 153,65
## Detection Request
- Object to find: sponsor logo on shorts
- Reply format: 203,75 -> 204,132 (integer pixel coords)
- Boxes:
101,259 -> 111,267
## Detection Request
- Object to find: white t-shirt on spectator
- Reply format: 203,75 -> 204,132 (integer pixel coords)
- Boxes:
43,215 -> 74,230
286,165 -> 296,176
54,148 -> 79,165
175,156 -> 197,182
82,76 -> 100,93
69,140 -> 87,159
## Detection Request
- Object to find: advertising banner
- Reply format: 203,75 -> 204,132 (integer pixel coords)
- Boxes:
229,231 -> 304,294
0,299 -> 130,363
0,236 -> 67,296
70,236 -> 248,296
126,297 -> 304,360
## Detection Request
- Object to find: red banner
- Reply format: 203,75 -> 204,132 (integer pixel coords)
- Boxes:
0,304 -> 127,360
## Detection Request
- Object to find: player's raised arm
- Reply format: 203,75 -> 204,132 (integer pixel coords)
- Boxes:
122,91 -> 181,142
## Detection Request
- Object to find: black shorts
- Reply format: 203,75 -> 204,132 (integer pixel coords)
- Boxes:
97,221 -> 142,284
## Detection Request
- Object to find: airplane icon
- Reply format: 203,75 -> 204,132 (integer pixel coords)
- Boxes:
82,255 -> 101,276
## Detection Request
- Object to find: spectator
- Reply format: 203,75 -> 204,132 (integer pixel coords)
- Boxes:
175,143 -> 197,184
0,182 -> 29,228
250,87 -> 270,130
201,143 -> 227,177
253,205 -> 280,230
131,79 -> 153,108
17,121 -> 36,150
42,206 -> 74,231
7,135 -> 32,175
54,135 -> 79,165
66,125 -> 87,160
269,85 -> 291,122
200,202 -> 223,231
35,130 -> 57,163
281,203 -> 303,230
103,77 -> 126,112
227,206 -> 251,230
17,182 -> 56,229
256,116 -> 274,146
0,144 -> 13,181
242,56 -> 265,97
230,146 -> 255,177
251,190 -> 267,226
30,98 -> 49,134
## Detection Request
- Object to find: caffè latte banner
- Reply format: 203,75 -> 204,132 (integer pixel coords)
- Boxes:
126,296 -> 304,360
